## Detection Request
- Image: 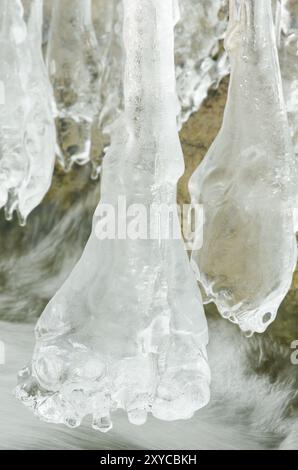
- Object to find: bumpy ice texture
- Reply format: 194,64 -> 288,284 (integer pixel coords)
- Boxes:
189,0 -> 297,334
16,0 -> 210,431
46,0 -> 103,172
0,0 -> 55,225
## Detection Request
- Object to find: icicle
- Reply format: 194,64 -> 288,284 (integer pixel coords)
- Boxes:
16,0 -> 210,430
17,0 -> 56,224
189,0 -> 297,334
95,0 -> 230,134
46,0 -> 103,171
0,0 -> 55,224
0,0 -> 30,217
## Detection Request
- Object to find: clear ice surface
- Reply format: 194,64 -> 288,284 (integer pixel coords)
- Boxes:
278,0 -> 298,159
16,0 -> 210,431
189,0 -> 298,334
0,0 -> 55,224
88,0 -> 230,136
46,0 -> 103,172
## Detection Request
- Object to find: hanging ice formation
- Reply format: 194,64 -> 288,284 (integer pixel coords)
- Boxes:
86,0 -> 230,142
0,0 -> 55,225
46,0 -> 103,173
175,0 -> 229,125
16,0 -> 210,431
277,0 -> 298,158
189,0 -> 297,334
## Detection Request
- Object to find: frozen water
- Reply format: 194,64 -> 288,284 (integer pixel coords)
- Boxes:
278,0 -> 298,158
0,0 -> 55,224
102,0 -> 298,132
0,0 -> 29,214
16,0 -> 210,431
175,0 -> 229,125
17,0 -> 56,224
46,0 -> 103,172
189,0 -> 298,334
88,0 -> 230,138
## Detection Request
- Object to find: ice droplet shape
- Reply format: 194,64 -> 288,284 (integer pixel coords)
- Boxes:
0,0 -> 55,224
189,0 -> 298,334
46,0 -> 103,172
16,0 -> 210,430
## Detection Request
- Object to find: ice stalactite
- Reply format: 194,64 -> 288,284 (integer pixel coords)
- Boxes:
278,0 -> 298,158
0,0 -> 29,216
189,0 -> 298,334
0,0 -> 55,225
46,0 -> 103,172
17,0 -> 56,224
93,0 -> 230,132
16,0 -> 210,431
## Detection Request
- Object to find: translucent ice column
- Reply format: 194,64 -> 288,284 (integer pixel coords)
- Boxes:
0,0 -> 30,216
94,0 -> 230,129
16,0 -> 210,431
0,0 -> 54,223
17,0 -> 56,224
278,0 -> 298,158
189,0 -> 297,334
46,0 -> 102,171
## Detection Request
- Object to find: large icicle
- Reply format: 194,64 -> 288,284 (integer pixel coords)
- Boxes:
17,0 -> 56,224
189,0 -> 297,334
92,0 -> 230,133
16,0 -> 210,431
46,0 -> 103,171
0,0 -> 55,224
0,0 -> 30,217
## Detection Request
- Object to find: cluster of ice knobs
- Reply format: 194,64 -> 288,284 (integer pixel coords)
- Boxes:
8,0 -> 298,431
